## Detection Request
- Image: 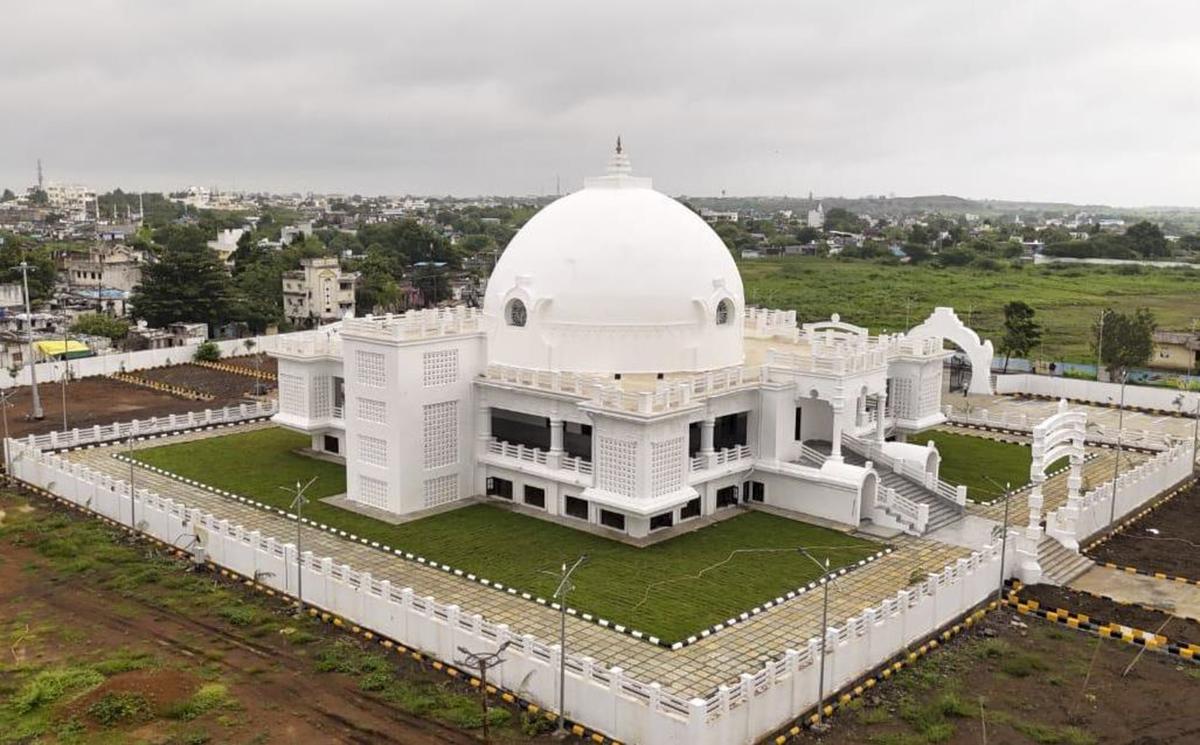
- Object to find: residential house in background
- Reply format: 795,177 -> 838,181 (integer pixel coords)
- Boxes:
282,256 -> 358,327
1152,330 -> 1200,373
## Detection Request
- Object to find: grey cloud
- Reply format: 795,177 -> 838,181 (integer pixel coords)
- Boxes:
1,0 -> 1198,205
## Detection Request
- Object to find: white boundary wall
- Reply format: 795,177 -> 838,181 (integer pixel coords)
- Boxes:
943,403 -> 1173,451
1,333 -> 290,389
996,373 -> 1200,415
8,434 -> 1012,745
1046,441 -> 1194,546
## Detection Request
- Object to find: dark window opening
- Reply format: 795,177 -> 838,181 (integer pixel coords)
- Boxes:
716,486 -> 740,508
563,421 -> 593,461
323,434 -> 340,454
491,409 -> 550,451
600,509 -> 626,531
523,485 -> 545,509
794,406 -> 803,441
751,481 -> 765,502
650,511 -> 674,531
688,421 -> 702,457
564,495 -> 589,520
681,498 -> 701,520
487,477 -> 513,500
713,412 -> 748,451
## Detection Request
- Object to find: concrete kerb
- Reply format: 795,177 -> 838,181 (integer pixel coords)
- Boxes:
10,481 -> 626,745
112,447 -> 893,650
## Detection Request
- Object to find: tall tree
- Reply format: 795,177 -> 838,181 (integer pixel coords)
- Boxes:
128,225 -> 233,330
1094,307 -> 1156,380
1123,221 -> 1168,258
0,233 -> 57,301
998,301 -> 1042,372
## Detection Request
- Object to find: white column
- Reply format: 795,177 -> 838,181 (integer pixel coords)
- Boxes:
700,418 -> 715,454
830,399 -> 844,461
875,391 -> 887,443
548,418 -> 564,469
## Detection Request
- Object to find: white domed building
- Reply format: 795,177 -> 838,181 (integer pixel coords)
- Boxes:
272,144 -> 966,539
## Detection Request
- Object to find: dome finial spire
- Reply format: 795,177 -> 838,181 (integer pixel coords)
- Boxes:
616,135 -> 623,155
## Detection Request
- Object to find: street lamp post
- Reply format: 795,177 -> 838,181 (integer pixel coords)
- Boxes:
281,477 -> 317,615
60,324 -> 70,431
797,547 -> 833,730
456,641 -> 513,745
983,476 -> 1013,605
17,262 -> 43,420
127,433 -> 137,532
1108,371 -> 1128,526
0,389 -> 12,478
550,555 -> 587,736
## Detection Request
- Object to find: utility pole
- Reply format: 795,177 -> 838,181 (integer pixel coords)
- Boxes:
456,641 -> 513,744
984,476 -> 1012,605
797,548 -> 833,730
17,262 -> 43,420
60,324 -> 70,431
281,477 -> 317,615
127,433 -> 138,532
1108,371 -> 1128,526
1096,309 -> 1107,382
0,388 -> 12,478
549,555 -> 587,736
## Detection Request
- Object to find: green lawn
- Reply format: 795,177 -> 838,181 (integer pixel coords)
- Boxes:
912,430 -> 1066,502
740,257 -> 1200,362
133,427 -> 880,641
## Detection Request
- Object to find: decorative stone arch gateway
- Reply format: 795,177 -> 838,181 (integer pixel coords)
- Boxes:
907,307 -> 995,395
1018,399 -> 1088,581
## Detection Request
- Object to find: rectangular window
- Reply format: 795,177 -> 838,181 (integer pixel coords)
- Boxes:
794,406 -> 803,441
716,485 -> 739,508
680,497 -> 701,520
422,400 -> 458,470
357,475 -> 389,510
752,481 -> 765,502
357,397 -> 386,423
423,474 -> 458,508
599,509 -> 626,531
357,434 -> 387,467
564,495 -> 589,520
422,348 -> 459,387
650,511 -> 674,531
713,412 -> 749,451
523,485 -> 546,509
487,477 -> 513,500
355,350 -> 386,387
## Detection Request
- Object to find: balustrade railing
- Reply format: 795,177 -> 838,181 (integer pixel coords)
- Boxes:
24,401 -> 277,452
843,433 -> 966,507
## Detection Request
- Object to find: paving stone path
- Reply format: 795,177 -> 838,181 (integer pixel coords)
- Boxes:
67,426 -> 972,697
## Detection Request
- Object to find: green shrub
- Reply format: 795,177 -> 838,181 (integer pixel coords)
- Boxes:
88,692 -> 151,726
193,341 -> 220,362
166,683 -> 237,721
9,667 -> 105,714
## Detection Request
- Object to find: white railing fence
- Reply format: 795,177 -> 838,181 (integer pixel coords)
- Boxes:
875,487 -> 930,535
20,401 -> 276,452
843,433 -> 966,507
8,424 -> 1015,745
943,404 -> 1174,452
1045,440 -> 1194,548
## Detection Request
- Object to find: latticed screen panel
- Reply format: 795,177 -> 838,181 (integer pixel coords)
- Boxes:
356,397 -> 387,424
357,434 -> 387,467
312,375 -> 331,418
357,475 -> 389,510
919,372 -> 941,415
423,474 -> 459,508
596,436 -> 638,497
355,350 -> 386,388
422,400 -> 459,470
278,373 -> 306,416
422,349 -> 460,388
891,378 -> 915,420
650,437 -> 685,497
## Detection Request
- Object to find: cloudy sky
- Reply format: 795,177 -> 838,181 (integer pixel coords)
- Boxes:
3,1 -> 1198,206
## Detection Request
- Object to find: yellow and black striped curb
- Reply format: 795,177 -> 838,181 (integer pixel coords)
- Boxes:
1010,592 -> 1200,663
13,482 -> 622,745
1013,392 -> 1193,419
769,600 -> 1003,743
193,359 -> 279,382
1092,562 -> 1200,587
110,372 -> 214,401
50,417 -> 274,455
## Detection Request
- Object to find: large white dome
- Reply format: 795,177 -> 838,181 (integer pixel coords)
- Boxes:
483,146 -> 745,374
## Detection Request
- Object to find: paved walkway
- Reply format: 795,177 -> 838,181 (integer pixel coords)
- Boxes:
1070,565 -> 1200,623
67,426 -> 971,698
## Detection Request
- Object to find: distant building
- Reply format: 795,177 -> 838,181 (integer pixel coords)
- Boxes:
282,257 -> 358,327
126,321 -> 208,351
807,202 -> 825,229
40,183 -> 96,222
280,221 -> 314,246
1151,330 -> 1200,373
698,208 -> 739,223
66,244 -> 144,296
207,228 -> 245,266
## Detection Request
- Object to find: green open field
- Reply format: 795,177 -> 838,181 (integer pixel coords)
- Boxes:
739,258 -> 1200,362
132,428 -> 880,641
912,430 -> 1065,502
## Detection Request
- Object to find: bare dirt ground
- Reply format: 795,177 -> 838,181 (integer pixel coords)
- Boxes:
0,489 -> 574,745
138,364 -> 270,403
1,378 -> 222,440
1087,482 -> 1200,579
794,609 -> 1200,745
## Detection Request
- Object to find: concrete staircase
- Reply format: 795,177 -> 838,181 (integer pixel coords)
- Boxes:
800,441 -> 964,533
1036,536 -> 1094,586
